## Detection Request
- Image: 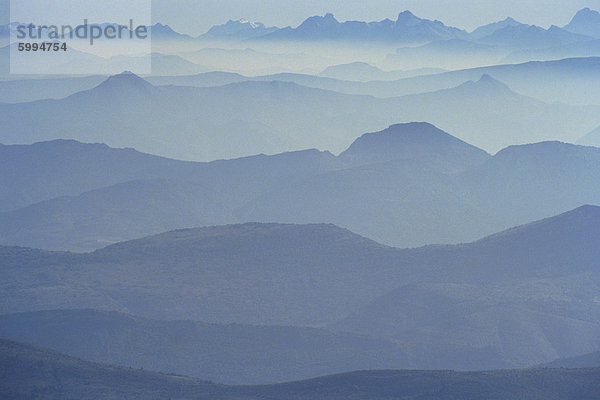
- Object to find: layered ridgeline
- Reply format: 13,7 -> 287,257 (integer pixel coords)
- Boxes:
4,9 -> 600,76
192,9 -> 600,70
0,139 -> 341,251
197,9 -> 595,48
0,72 -> 597,160
2,122 -> 600,251
254,11 -> 469,43
318,63 -> 445,82
253,57 -> 600,106
4,57 -> 600,107
2,340 -> 598,400
500,8 -> 600,63
564,8 -> 600,38
1,206 -> 599,380
385,20 -> 592,69
0,309 -> 409,384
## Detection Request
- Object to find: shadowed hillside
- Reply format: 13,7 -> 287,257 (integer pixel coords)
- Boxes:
0,309 -> 409,384
1,339 -> 599,400
1,207 -> 600,372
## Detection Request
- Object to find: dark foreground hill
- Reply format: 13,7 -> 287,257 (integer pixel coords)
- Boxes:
0,223 -> 403,327
1,206 -> 600,374
1,339 -> 599,400
0,339 -> 224,400
0,309 -> 409,384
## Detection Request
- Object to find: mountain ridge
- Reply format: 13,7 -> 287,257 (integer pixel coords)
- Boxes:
256,11 -> 469,43
0,309 -> 409,384
339,122 -> 490,170
3,134 -> 600,251
200,19 -> 279,40
2,336 -> 600,399
564,8 -> 600,38
2,206 -> 600,370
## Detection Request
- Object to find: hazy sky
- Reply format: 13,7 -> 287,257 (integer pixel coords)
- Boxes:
3,0 -> 600,36
152,0 -> 600,36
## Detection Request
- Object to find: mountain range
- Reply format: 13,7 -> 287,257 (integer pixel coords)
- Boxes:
200,19 -> 278,40
172,7 -> 600,71
194,8 -> 598,48
149,23 -> 195,42
0,309 -> 409,384
191,8 -> 600,71
2,122 -> 600,251
4,8 -> 600,77
479,24 -> 591,50
3,5 -> 600,396
469,17 -> 523,39
318,62 -> 445,81
3,56 -> 600,107
0,71 -> 597,162
153,56 -> 600,106
256,11 -> 469,43
1,205 -> 599,375
564,8 -> 600,38
2,339 -> 599,400
389,39 -> 501,70
0,72 -> 374,160
6,8 -> 597,50
501,38 -> 600,64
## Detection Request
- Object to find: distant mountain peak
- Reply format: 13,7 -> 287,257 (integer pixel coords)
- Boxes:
339,122 -> 489,169
151,22 -> 170,29
300,13 -> 340,27
350,122 -> 463,146
201,18 -> 278,39
150,22 -> 178,33
319,61 -> 382,74
574,7 -> 598,17
469,16 -> 524,39
458,74 -> 512,93
493,141 -> 581,160
398,10 -> 416,16
475,21 -> 590,48
341,61 -> 373,67
259,10 -> 465,42
149,23 -> 194,40
396,10 -> 420,25
234,18 -> 264,28
97,71 -> 152,91
390,121 -> 437,130
478,73 -> 497,82
107,70 -> 144,81
564,7 -> 600,38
